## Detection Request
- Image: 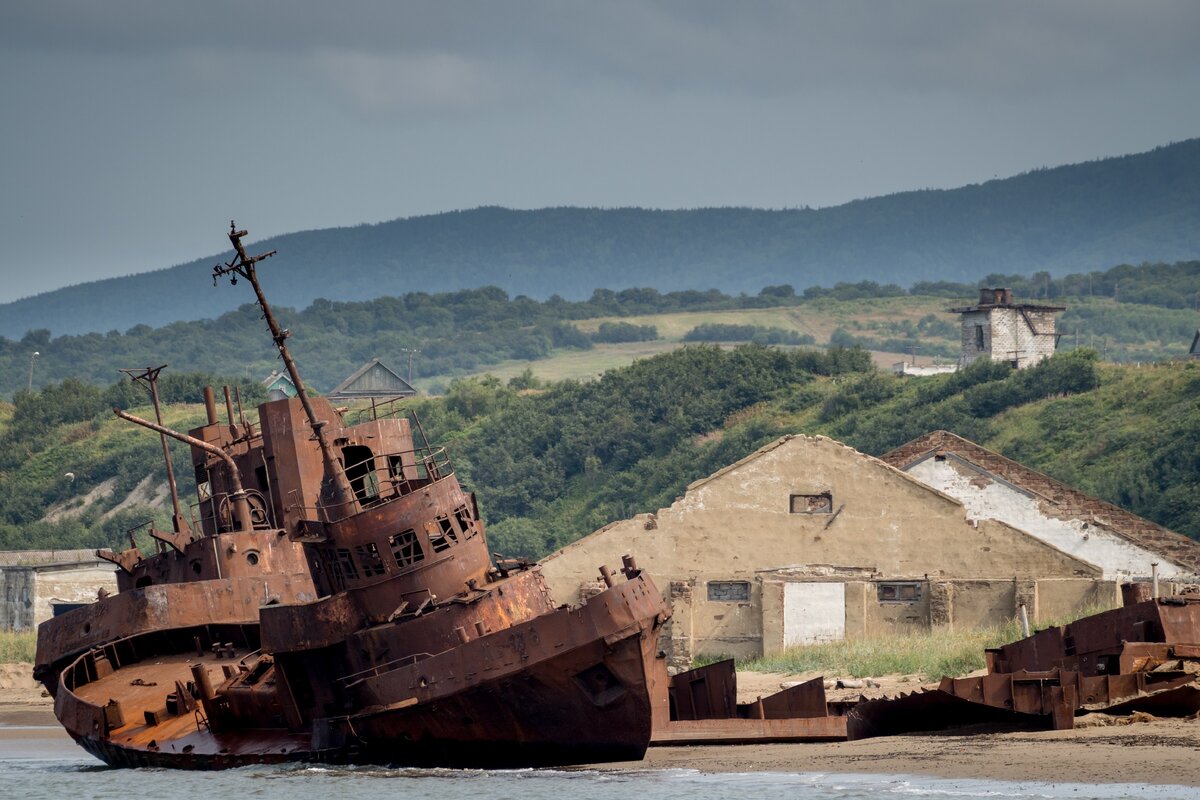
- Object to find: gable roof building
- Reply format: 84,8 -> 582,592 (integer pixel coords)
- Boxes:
261,370 -> 297,399
882,430 -> 1200,579
327,358 -> 416,401
539,434 -> 1115,665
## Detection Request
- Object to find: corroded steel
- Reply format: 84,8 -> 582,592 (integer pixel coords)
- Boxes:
34,223 -> 672,769
849,596 -> 1200,739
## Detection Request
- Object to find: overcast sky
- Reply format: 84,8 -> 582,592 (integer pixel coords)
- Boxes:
2,1 -> 1198,304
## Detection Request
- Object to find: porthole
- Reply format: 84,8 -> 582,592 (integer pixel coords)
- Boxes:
245,551 -> 260,567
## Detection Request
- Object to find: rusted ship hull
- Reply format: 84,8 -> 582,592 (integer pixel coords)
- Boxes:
44,574 -> 666,769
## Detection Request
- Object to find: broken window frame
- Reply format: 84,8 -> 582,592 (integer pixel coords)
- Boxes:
790,493 -> 833,514
707,581 -> 751,602
355,542 -> 387,578
876,581 -> 922,604
389,528 -> 424,568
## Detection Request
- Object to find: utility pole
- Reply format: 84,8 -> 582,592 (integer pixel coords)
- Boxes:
26,351 -> 39,392
400,348 -> 420,383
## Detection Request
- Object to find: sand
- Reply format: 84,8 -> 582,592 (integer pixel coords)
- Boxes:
6,664 -> 1200,786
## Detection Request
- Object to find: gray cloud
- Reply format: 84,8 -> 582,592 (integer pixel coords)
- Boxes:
1,1 -> 1198,305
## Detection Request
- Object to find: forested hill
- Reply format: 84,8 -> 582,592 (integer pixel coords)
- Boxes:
4,138 -> 1199,338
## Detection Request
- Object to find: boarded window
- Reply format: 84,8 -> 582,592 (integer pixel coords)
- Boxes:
707,581 -> 751,602
877,582 -> 921,603
389,528 -> 424,568
355,543 -> 387,578
790,493 -> 833,514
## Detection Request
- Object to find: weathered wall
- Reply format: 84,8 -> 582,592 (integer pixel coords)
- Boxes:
541,435 -> 1102,658
0,568 -> 36,630
884,431 -> 1200,575
905,456 -> 1185,580
960,307 -> 1058,368
33,564 -> 117,626
0,562 -> 116,631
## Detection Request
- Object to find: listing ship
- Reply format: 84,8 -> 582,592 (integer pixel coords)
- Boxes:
33,223 -> 670,769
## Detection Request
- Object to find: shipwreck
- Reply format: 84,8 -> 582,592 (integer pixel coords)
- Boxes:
33,223 -> 670,768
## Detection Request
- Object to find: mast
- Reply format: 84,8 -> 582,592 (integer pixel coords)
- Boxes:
212,221 -> 357,515
119,365 -> 191,537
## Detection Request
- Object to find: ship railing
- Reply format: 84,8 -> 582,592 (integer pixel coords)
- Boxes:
337,651 -> 435,689
58,633 -> 145,737
344,396 -> 414,426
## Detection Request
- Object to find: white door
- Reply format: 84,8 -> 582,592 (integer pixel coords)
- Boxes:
783,582 -> 846,646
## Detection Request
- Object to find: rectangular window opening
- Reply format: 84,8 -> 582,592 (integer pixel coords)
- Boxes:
428,518 -> 455,553
336,548 -> 359,582
877,581 -> 921,604
355,543 -> 387,578
389,528 -> 424,568
453,505 -> 474,538
707,581 -> 751,602
790,493 -> 833,514
974,324 -> 985,350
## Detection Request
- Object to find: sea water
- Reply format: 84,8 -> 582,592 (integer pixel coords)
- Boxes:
1,723 -> 1194,800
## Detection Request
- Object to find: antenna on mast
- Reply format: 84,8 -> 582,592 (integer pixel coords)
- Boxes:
213,221 -> 357,516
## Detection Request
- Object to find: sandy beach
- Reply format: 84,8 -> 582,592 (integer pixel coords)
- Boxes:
6,664 -> 1200,786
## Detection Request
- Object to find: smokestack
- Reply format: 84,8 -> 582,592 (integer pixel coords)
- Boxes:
203,387 -> 219,426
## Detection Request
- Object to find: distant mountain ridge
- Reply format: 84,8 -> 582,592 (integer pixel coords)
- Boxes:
3,138 -> 1199,339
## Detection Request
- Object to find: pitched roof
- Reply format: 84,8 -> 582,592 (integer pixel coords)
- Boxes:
882,430 -> 1200,572
328,358 -> 416,399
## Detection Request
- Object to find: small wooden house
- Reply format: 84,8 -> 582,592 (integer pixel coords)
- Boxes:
328,358 -> 416,401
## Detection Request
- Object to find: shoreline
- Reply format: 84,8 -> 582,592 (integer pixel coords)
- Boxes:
4,701 -> 1199,786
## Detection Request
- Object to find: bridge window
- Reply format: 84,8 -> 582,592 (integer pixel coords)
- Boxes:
355,543 -> 387,577
389,528 -> 424,568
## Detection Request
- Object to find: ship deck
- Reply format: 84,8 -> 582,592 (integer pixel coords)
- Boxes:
73,650 -> 306,761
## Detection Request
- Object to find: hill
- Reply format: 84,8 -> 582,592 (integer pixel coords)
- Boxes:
4,348 -> 1198,562
3,139 -> 1199,338
6,266 -> 1200,400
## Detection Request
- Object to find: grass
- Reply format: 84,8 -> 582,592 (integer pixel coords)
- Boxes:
0,632 -> 36,664
740,604 -> 1115,682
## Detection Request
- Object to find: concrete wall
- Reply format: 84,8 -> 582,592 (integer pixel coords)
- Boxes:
0,569 -> 36,631
540,435 -> 1103,659
755,577 -> 1118,656
0,562 -> 116,631
33,564 -> 117,626
904,455 -> 1186,580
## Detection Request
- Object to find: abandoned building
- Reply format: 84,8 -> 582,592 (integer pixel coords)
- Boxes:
952,287 -> 1065,369
882,430 -> 1200,582
538,434 -> 1199,667
327,358 -> 417,401
261,369 -> 298,399
0,550 -> 117,631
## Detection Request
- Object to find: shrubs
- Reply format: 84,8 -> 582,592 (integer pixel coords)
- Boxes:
590,321 -> 659,343
683,323 -> 815,346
